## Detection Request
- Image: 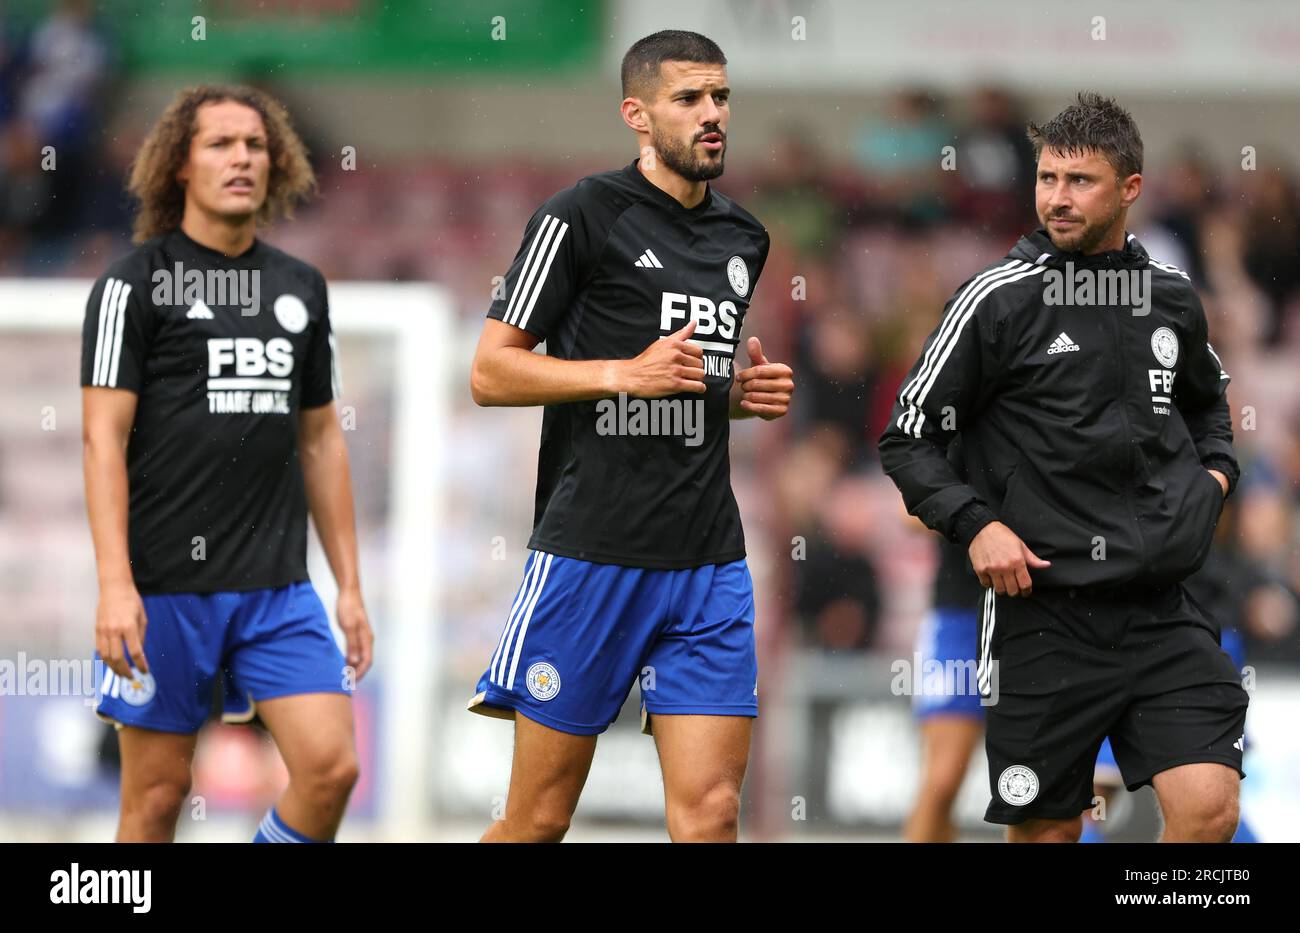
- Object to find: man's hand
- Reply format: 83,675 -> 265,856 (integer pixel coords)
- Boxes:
969,521 -> 1052,597
617,320 -> 706,398
733,337 -> 794,419
1208,468 -> 1228,498
337,587 -> 374,682
95,581 -> 149,677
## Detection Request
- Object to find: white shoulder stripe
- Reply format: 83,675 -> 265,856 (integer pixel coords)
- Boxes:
503,215 -> 554,325
1148,259 -> 1190,281
897,261 -> 1035,437
1206,341 -> 1229,379
519,222 -> 569,332
92,278 -> 131,387
505,214 -> 568,329
910,264 -> 1048,433
898,261 -> 1023,421
328,331 -> 343,399
91,277 -> 116,386
107,283 -> 130,388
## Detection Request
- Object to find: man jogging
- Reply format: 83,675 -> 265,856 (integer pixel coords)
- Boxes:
466,30 -> 793,842
879,93 -> 1247,843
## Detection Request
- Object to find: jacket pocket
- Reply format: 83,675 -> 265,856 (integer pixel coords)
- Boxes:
1195,466 -> 1226,556
1147,466 -> 1222,582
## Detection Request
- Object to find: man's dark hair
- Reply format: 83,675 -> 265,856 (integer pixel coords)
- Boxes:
1026,92 -> 1143,180
621,30 -> 726,99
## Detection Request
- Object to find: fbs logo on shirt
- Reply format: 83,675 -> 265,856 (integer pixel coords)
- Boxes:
205,337 -> 294,415
659,292 -> 741,380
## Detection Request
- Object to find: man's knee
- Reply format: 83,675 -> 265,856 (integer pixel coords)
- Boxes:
510,808 -> 573,842
667,781 -> 742,841
922,765 -> 968,809
1007,816 -> 1082,843
123,770 -> 191,826
1164,794 -> 1238,842
290,746 -> 360,806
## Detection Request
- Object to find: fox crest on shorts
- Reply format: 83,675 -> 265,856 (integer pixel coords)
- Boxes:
525,662 -> 561,702
998,765 -> 1039,806
119,670 -> 157,707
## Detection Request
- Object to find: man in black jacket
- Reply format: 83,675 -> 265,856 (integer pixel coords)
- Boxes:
879,93 -> 1248,842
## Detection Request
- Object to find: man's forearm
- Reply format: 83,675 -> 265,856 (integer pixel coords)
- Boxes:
472,346 -> 624,407
301,428 -> 362,593
83,439 -> 135,589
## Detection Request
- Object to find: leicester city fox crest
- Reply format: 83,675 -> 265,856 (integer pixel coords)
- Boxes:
274,293 -> 309,334
1151,326 -> 1179,368
119,670 -> 157,707
726,255 -> 749,297
997,765 -> 1039,806
525,662 -> 561,701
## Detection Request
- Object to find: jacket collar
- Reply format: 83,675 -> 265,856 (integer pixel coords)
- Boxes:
1009,227 -> 1150,270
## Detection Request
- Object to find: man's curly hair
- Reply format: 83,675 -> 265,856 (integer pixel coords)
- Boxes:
128,84 -> 316,243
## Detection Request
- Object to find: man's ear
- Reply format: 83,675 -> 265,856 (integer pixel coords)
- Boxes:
1120,172 -> 1142,209
621,97 -> 650,134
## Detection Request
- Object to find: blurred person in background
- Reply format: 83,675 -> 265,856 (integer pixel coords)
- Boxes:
751,127 -> 843,261
854,88 -> 953,227
1239,164 -> 1300,347
81,84 -> 372,843
1147,144 -> 1217,288
952,86 -> 1037,239
904,446 -> 987,842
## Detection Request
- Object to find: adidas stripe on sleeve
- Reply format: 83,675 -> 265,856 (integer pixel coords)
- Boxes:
487,189 -> 588,340
879,261 -> 1045,547
81,272 -> 151,392
301,270 -> 341,408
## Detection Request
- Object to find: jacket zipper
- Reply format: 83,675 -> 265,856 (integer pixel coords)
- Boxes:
1105,259 -> 1148,574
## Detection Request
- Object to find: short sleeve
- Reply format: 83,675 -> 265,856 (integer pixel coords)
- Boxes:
300,272 -> 339,408
487,188 -> 588,340
81,272 -> 151,392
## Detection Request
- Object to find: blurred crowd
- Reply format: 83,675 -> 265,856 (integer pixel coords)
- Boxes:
1,5 -> 1298,668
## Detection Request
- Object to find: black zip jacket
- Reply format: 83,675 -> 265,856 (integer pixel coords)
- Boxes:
878,229 -> 1239,590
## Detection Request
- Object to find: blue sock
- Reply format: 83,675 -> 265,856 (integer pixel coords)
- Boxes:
253,807 -> 332,843
1079,819 -> 1105,844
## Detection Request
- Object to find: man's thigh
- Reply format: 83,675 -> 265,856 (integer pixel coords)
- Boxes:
982,587 -> 1129,826
1109,585 -> 1249,793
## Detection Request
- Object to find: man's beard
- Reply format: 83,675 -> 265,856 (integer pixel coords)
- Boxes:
1044,202 -> 1123,253
649,124 -> 725,182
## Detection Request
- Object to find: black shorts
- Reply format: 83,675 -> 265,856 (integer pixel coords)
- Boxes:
978,581 -> 1248,826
